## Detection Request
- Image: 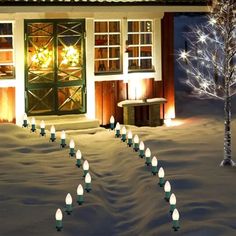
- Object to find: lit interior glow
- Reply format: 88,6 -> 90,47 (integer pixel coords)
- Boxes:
165,106 -> 175,119
128,79 -> 146,100
77,184 -> 84,195
61,46 -> 79,66
65,193 -> 72,205
55,209 -> 63,221
32,47 -> 52,68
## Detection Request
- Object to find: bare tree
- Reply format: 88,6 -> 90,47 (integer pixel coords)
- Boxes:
178,0 -> 236,166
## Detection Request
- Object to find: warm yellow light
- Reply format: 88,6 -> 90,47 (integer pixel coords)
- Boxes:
61,46 -> 79,66
32,47 -> 52,68
165,106 -> 175,119
164,118 -> 172,127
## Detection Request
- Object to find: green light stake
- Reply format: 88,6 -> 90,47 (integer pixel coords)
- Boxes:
77,184 -> 84,205
110,115 -> 115,130
69,139 -> 75,157
158,167 -> 165,187
139,141 -> 145,158
22,113 -> 28,128
127,130 -> 133,147
172,208 -> 180,231
83,160 -> 89,177
55,208 -> 63,231
164,181 -> 171,201
115,122 -> 121,138
151,156 -> 158,175
85,173 -> 92,192
145,148 -> 151,166
121,126 -> 127,142
65,193 -> 73,215
30,117 -> 36,132
133,135 -> 139,152
76,149 -> 82,167
169,193 -> 177,213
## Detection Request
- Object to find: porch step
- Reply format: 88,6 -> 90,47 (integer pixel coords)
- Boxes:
28,114 -> 100,131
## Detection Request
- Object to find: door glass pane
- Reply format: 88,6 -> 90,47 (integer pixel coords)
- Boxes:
58,86 -> 83,111
0,23 -> 12,35
0,65 -> 14,78
0,51 -> 13,63
0,37 -> 12,49
27,88 -> 54,114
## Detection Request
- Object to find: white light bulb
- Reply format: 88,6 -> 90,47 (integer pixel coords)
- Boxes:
55,208 -> 63,221
31,117 -> 36,125
172,209 -> 180,221
134,135 -> 139,144
152,156 -> 158,166
158,167 -> 165,178
69,139 -> 75,148
170,193 -> 176,205
145,148 -> 151,157
65,193 -> 72,205
179,50 -> 189,60
199,34 -> 207,43
23,113 -> 27,120
76,150 -> 82,159
115,122 -> 120,131
61,130 -> 66,139
121,126 -> 126,135
128,131 -> 132,139
110,116 -> 115,123
164,181 -> 171,192
40,120 -> 45,128
77,184 -> 84,195
83,160 -> 89,171
85,173 -> 91,183
50,125 -> 55,134
139,141 -> 145,150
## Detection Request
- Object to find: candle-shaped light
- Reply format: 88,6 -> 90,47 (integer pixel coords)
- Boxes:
151,156 -> 158,175
110,115 -> 115,130
164,181 -> 171,201
50,125 -> 56,142
169,193 -> 177,213
133,135 -> 139,152
40,120 -> 46,136
22,113 -> 28,128
85,173 -> 92,192
77,184 -> 84,205
139,141 -> 145,158
145,148 -> 151,166
76,149 -> 82,167
172,208 -> 180,231
115,122 -> 121,138
65,193 -> 73,215
127,131 -> 133,147
69,139 -> 75,157
55,208 -> 63,231
60,130 -> 66,148
121,126 -> 127,142
31,117 -> 36,132
83,160 -> 89,177
158,167 -> 165,187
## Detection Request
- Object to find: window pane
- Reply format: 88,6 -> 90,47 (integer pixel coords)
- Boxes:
0,65 -> 14,79
0,51 -> 13,63
109,60 -> 120,71
128,34 -> 139,45
140,59 -> 152,69
141,34 -> 152,44
141,46 -> 152,57
128,47 -> 139,58
0,23 -> 12,35
0,37 -> 12,49
95,48 -> 108,59
128,21 -> 139,32
140,21 -> 152,32
109,47 -> 120,58
95,35 -> 108,46
28,23 -> 53,36
95,61 -> 108,73
95,22 -> 107,33
109,22 -> 120,32
109,34 -> 120,45
128,59 -> 139,70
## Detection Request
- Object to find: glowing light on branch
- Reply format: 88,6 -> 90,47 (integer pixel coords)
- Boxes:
61,46 -> 79,66
31,47 -> 52,68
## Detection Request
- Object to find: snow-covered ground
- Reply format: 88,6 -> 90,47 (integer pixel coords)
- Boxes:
0,92 -> 236,236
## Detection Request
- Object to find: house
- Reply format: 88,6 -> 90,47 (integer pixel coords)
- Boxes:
0,0 -> 211,126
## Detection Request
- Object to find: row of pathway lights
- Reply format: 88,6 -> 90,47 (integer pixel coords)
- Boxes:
22,114 -> 92,232
110,116 -> 180,232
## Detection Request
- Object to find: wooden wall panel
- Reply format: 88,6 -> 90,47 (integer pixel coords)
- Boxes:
95,82 -> 103,125
0,87 -> 15,123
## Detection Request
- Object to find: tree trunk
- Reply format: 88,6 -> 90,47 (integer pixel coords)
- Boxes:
220,94 -> 235,166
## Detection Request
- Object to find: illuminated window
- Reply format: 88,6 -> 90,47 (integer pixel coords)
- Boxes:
0,22 -> 14,79
94,21 -> 121,74
127,20 -> 153,72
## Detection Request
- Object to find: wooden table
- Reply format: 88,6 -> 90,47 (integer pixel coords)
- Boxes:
117,98 -> 167,126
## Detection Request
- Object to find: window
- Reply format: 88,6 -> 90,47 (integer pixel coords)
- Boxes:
94,21 -> 121,74
127,20 -> 153,72
0,22 -> 14,79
